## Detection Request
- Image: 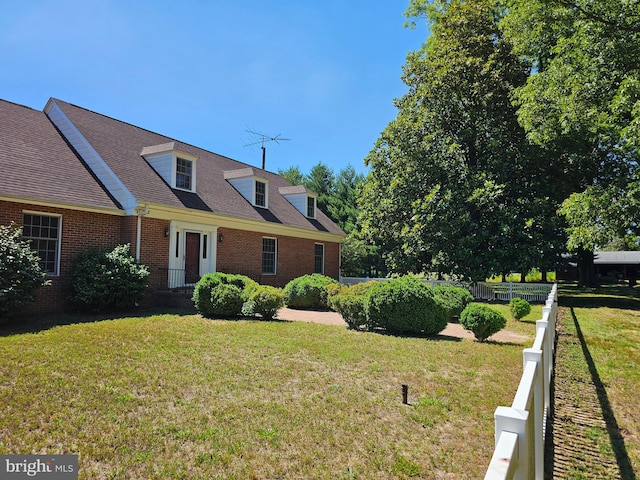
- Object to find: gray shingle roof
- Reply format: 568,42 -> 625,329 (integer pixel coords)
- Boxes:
594,251 -> 640,265
50,99 -> 344,236
0,99 -> 120,211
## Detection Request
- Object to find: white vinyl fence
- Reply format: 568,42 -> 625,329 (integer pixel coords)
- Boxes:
339,277 -> 553,302
484,284 -> 558,480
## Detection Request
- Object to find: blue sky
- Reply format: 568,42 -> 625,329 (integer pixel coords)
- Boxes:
1,1 -> 427,176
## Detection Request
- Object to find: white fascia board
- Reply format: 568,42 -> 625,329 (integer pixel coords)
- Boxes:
45,99 -> 139,214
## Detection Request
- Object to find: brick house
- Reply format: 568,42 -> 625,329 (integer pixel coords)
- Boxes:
0,98 -> 345,313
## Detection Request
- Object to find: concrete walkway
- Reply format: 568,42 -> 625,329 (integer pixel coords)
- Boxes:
276,307 -> 529,343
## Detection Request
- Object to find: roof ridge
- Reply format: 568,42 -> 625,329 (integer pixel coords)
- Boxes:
48,98 -> 275,175
1,98 -> 42,113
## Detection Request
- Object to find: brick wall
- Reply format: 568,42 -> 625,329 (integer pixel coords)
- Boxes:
216,226 -> 340,287
0,200 -> 123,314
1,199 -> 339,313
137,216 -> 171,290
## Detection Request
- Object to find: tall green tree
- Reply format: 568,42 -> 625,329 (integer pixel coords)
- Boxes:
360,0 -> 563,280
327,165 -> 365,234
305,162 -> 336,215
279,161 -> 376,276
278,165 -> 307,186
501,0 -> 640,285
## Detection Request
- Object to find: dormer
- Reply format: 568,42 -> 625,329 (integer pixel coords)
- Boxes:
141,142 -> 198,193
279,185 -> 318,219
224,167 -> 269,208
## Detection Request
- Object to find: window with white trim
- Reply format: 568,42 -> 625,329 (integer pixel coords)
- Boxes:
22,213 -> 61,275
314,243 -> 324,274
176,157 -> 193,190
255,180 -> 267,207
262,237 -> 277,274
307,196 -> 316,218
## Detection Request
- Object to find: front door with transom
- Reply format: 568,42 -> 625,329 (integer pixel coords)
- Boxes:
184,232 -> 201,284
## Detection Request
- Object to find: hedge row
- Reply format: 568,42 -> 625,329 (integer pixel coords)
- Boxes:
329,277 -> 477,336
192,273 -> 285,320
192,273 -> 507,341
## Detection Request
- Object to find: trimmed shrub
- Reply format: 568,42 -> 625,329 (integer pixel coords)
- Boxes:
509,297 -> 532,320
192,273 -> 225,315
328,281 -> 377,329
364,276 -> 448,335
284,274 -> 339,309
0,223 -> 50,319
330,294 -> 367,329
325,282 -> 346,299
70,244 -> 149,312
192,272 -> 253,317
209,283 -> 244,317
245,285 -> 284,320
459,304 -> 507,342
225,274 -> 259,299
432,285 -> 474,320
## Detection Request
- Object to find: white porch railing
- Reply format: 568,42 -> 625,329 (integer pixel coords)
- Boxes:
339,277 -> 553,302
484,283 -> 558,480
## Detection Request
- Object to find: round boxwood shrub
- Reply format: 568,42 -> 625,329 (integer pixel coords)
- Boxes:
70,244 -> 149,312
364,276 -> 448,335
225,274 -> 259,298
509,297 -> 532,320
209,283 -> 244,317
459,304 -> 507,342
432,285 -> 474,320
329,281 -> 377,330
0,223 -> 49,320
283,274 -> 339,309
245,285 -> 284,320
192,273 -> 224,315
192,272 -> 252,317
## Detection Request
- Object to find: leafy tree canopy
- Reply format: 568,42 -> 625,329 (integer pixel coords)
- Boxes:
360,0 -> 564,281
503,0 -> 640,231
501,0 -> 640,284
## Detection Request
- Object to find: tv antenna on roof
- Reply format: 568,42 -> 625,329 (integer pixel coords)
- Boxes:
243,129 -> 290,170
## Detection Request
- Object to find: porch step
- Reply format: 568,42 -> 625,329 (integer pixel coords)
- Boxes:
148,290 -> 196,310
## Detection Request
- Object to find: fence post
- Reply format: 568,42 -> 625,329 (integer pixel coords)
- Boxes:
536,319 -> 551,418
523,349 -> 544,480
494,406 -> 530,480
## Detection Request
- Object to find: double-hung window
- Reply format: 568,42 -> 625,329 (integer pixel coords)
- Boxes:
314,243 -> 324,274
262,237 -> 276,274
176,157 -> 193,190
22,213 -> 61,275
307,196 -> 316,218
255,180 -> 266,207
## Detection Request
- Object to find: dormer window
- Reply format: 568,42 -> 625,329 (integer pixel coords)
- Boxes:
224,168 -> 269,208
255,180 -> 266,207
279,185 -> 317,219
307,196 -> 316,219
176,158 -> 193,190
141,142 -> 197,192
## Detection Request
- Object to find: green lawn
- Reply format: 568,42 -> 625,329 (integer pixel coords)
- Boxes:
0,310 -> 535,479
556,285 -> 640,478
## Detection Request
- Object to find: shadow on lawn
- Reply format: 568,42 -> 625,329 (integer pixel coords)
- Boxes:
569,307 -> 637,480
559,284 -> 640,311
0,307 -> 196,337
